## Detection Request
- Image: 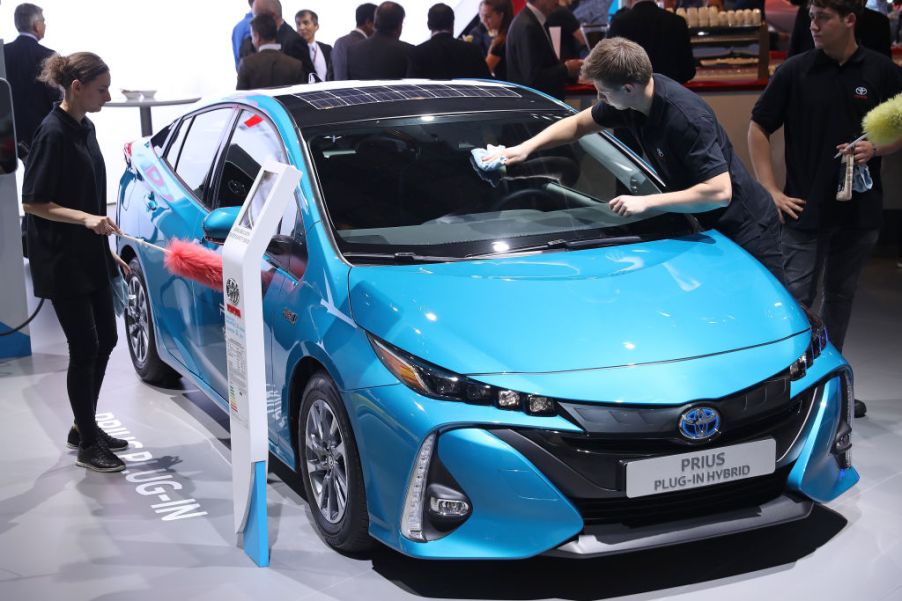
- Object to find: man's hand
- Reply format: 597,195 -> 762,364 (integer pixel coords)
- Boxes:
609,195 -> 651,217
84,214 -> 123,236
769,190 -> 805,223
836,141 -> 876,165
482,143 -> 531,167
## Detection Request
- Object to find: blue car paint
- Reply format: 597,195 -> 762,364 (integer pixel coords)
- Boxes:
788,368 -> 860,502
398,428 -> 584,559
116,87 -> 857,560
350,231 -> 805,375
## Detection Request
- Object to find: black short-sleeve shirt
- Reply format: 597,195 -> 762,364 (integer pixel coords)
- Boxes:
751,47 -> 902,230
23,105 -> 115,299
592,75 -> 778,239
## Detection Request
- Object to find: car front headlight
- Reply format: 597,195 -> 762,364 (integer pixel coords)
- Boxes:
367,333 -> 558,416
790,306 -> 829,381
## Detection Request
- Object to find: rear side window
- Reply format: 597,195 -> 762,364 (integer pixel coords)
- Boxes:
214,110 -> 287,208
162,117 -> 190,166
173,108 -> 234,204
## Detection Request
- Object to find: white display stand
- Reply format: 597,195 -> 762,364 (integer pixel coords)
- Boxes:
221,160 -> 301,567
0,49 -> 33,360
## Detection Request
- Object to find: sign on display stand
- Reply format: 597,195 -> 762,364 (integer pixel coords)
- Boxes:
221,160 -> 301,567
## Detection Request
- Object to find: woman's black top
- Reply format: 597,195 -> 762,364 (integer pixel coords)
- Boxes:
22,105 -> 115,299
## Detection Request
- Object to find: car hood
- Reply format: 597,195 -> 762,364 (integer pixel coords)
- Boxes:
348,232 -> 808,375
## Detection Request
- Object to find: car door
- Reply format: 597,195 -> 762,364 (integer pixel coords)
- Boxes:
144,107 -> 237,376
192,109 -> 292,403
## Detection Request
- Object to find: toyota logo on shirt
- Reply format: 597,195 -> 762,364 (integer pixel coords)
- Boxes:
854,86 -> 869,100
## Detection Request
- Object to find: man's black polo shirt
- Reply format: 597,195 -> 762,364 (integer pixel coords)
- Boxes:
752,47 -> 902,231
592,74 -> 778,240
22,105 -> 115,299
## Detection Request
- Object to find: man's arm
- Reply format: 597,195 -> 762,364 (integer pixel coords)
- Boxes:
748,120 -> 805,223
488,107 -> 602,164
608,171 -> 731,217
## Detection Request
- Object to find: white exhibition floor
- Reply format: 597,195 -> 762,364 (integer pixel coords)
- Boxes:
1,258 -> 901,601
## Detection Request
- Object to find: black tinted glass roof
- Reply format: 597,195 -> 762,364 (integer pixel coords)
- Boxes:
276,82 -> 561,127
295,83 -> 521,110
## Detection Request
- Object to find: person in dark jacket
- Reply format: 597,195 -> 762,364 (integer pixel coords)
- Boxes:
347,2 -> 414,80
331,3 -> 376,81
237,14 -> 306,89
607,0 -> 696,84
408,3 -> 491,78
22,52 -> 131,473
238,0 -> 312,80
789,0 -> 892,56
3,3 -> 61,159
296,9 -> 332,82
506,0 -> 583,99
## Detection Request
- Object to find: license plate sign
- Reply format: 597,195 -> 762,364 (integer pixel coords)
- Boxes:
625,438 -> 776,498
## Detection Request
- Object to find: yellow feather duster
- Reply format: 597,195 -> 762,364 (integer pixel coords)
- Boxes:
863,92 -> 902,147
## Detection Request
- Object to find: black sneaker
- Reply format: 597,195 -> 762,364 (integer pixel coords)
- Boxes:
76,442 -> 126,473
67,425 -> 129,451
854,399 -> 867,418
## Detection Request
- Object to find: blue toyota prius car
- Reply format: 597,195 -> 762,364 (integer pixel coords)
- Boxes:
117,80 -> 858,559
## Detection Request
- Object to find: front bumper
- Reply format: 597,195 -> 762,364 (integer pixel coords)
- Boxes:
353,348 -> 857,560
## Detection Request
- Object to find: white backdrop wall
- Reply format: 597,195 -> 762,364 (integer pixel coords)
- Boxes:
1,0 -> 480,205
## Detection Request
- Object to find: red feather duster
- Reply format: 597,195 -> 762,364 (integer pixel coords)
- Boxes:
163,239 -> 223,290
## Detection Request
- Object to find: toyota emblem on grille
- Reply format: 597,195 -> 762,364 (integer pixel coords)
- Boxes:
679,406 -> 721,441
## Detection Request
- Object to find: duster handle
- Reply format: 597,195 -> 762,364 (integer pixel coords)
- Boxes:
117,233 -> 169,254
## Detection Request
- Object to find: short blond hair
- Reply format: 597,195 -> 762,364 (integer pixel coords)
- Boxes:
580,37 -> 652,87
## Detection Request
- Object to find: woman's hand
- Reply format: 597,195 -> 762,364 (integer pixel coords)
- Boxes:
84,214 -> 123,236
111,251 -> 131,276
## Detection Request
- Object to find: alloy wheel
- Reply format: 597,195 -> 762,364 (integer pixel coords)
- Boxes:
305,398 -> 349,524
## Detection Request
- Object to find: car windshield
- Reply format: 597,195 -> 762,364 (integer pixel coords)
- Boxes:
305,111 -> 695,263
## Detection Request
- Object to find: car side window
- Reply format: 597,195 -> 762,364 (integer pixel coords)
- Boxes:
173,108 -> 234,204
215,110 -> 287,209
162,117 -> 190,166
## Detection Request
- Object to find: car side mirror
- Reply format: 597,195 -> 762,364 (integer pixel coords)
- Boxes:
202,206 -> 241,243
0,78 -> 18,174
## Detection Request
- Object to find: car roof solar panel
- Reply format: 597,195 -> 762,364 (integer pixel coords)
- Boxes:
292,83 -> 521,110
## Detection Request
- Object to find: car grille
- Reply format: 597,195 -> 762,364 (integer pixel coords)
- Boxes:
491,379 -> 820,505
572,465 -> 793,527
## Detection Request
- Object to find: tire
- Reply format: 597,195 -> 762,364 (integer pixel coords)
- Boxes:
298,372 -> 372,552
124,257 -> 180,386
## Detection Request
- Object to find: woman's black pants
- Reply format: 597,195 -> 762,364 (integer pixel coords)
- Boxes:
50,286 -> 117,447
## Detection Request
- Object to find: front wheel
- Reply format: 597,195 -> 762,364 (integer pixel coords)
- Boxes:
124,257 -> 180,386
298,372 -> 372,552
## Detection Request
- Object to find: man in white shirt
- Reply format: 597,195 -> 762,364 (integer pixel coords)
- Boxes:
296,9 -> 332,82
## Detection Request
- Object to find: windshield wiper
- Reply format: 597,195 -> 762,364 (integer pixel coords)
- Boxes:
467,235 -> 643,258
342,251 -> 463,264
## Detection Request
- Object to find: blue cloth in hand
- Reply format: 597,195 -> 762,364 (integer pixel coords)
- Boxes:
470,145 -> 507,171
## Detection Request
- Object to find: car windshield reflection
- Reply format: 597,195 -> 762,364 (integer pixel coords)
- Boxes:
305,112 -> 695,263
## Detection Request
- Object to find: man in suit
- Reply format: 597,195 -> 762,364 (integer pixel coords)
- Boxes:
608,0 -> 696,84
3,3 -> 61,160
347,2 -> 415,80
331,3 -> 376,81
506,0 -> 582,100
239,0 -> 311,81
237,14 -> 307,89
296,9 -> 333,82
408,3 -> 491,79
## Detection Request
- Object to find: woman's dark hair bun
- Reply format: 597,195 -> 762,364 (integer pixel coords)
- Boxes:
38,52 -> 109,91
